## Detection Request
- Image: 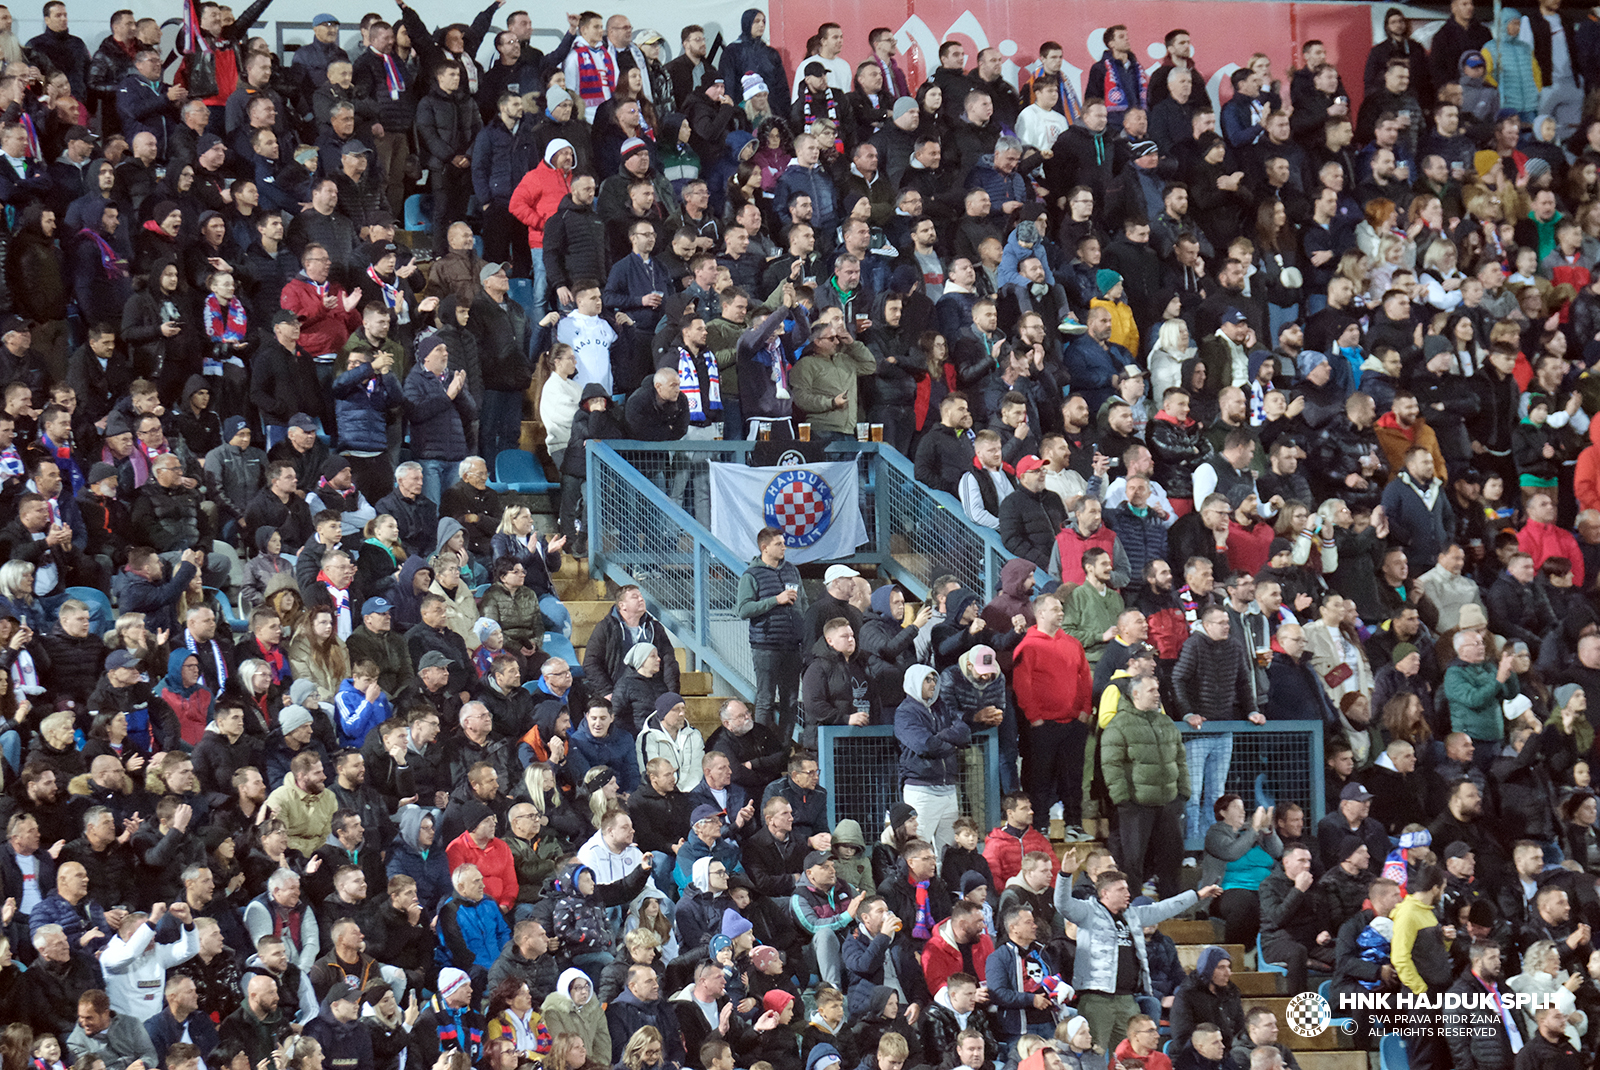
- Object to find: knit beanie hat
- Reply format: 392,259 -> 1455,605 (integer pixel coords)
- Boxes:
1095,269 -> 1122,295
1391,642 -> 1419,665
624,642 -> 657,670
741,72 -> 769,98
721,908 -> 754,939
1296,350 -> 1330,378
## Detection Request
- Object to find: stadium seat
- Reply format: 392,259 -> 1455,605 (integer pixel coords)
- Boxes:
1257,933 -> 1288,977
1320,979 -> 1356,1032
489,449 -> 557,494
207,587 -> 249,634
404,194 -> 430,232
1379,1034 -> 1407,1070
67,586 -> 112,634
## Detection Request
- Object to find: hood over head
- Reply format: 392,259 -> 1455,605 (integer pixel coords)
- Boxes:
397,803 -> 433,852
903,663 -> 939,705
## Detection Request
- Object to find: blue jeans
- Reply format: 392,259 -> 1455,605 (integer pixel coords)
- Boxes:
530,248 -> 549,327
1268,302 -> 1300,341
264,424 -> 287,450
481,390 -> 523,476
419,459 -> 459,505
0,727 -> 18,775
1184,733 -> 1235,842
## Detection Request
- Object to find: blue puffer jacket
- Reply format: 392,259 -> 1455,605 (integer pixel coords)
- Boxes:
333,361 -> 402,453
436,889 -> 511,973
894,664 -> 972,787
775,161 -> 839,232
386,805 -> 451,917
966,157 -> 1029,220
404,359 -> 478,460
1105,501 -> 1170,582
567,718 -> 641,793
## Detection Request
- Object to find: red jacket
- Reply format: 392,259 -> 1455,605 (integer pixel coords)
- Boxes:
509,160 -> 572,250
1518,518 -> 1585,588
280,277 -> 361,359
1225,517 -> 1276,576
1112,1039 -> 1172,1070
981,824 -> 1057,889
445,830 -> 519,909
1577,422 -> 1600,514
1011,626 -> 1091,723
920,917 -> 996,995
1053,523 -> 1119,586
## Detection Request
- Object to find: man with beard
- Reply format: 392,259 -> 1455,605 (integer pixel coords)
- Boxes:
1429,778 -> 1508,878
264,751 -> 338,856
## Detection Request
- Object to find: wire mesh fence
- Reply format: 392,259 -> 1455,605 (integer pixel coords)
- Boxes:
817,726 -> 1003,832
588,444 -> 756,698
1178,723 -> 1327,850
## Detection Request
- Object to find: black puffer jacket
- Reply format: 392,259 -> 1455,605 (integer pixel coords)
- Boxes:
131,480 -> 205,551
40,626 -> 106,710
1171,629 -> 1254,720
543,195 -> 609,292
997,484 -> 1063,569
912,423 -> 975,496
415,84 -> 484,170
1170,972 -> 1245,1052
1148,412 -> 1206,499
858,589 -> 920,709
469,293 -> 532,392
1443,971 -> 1517,1070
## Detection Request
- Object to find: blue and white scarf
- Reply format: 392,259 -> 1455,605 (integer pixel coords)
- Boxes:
677,347 -> 721,422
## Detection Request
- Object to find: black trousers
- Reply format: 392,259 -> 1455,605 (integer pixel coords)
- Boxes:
482,200 -> 532,277
1023,719 -> 1080,826
431,168 -> 471,253
1115,797 -> 1184,896
1210,888 -> 1261,948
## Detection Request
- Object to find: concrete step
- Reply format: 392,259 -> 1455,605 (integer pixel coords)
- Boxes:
1240,996 -> 1355,1051
1294,1054 -> 1368,1070
687,696 -> 724,736
1231,971 -> 1285,995
1159,919 -> 1223,944
1176,943 -> 1246,971
680,671 -> 713,697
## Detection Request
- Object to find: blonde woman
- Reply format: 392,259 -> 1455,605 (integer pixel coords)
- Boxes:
1147,318 -> 1194,401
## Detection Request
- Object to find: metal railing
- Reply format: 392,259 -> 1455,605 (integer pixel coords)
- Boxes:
1177,721 -> 1328,851
817,726 -> 1003,832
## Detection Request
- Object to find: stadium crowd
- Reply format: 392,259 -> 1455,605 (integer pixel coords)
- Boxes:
5,0 -> 1600,1069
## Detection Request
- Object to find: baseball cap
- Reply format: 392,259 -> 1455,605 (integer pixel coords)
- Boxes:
970,645 -> 998,672
805,61 -> 827,77
288,413 -> 318,433
64,125 -> 93,145
312,13 -> 339,25
1442,841 -> 1473,861
362,596 -> 393,616
1221,308 -> 1249,326
690,804 -> 724,825
1124,642 -> 1155,661
0,315 -> 32,336
342,139 -> 371,156
1015,455 -> 1045,477
271,309 -> 299,326
418,650 -> 454,670
635,28 -> 663,44
823,564 -> 860,584
197,133 -> 224,154
804,850 -> 833,869
106,649 -> 138,672
325,981 -> 357,1005
478,261 -> 510,284
1339,783 -> 1374,803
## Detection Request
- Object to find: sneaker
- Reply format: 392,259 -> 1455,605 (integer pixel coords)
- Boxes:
1142,880 -> 1159,898
1061,825 -> 1094,842
1058,313 -> 1087,335
1049,802 -> 1065,821
1183,855 -> 1199,868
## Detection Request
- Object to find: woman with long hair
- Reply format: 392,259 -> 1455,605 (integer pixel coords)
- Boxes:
549,1033 -> 606,1070
539,343 -> 582,470
221,658 -> 283,737
1254,200 -> 1304,339
242,817 -> 307,895
355,515 -> 404,602
278,1035 -> 323,1070
0,562 -> 44,634
288,606 -> 350,696
616,1027 -> 669,1070
1148,317 -> 1195,402
487,978 -> 548,1057
491,507 -> 572,653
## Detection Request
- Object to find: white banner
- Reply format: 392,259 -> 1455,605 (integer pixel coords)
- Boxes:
708,460 -> 867,564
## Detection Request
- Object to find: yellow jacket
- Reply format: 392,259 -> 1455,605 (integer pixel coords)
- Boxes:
1390,895 -> 1444,995
1091,296 -> 1139,356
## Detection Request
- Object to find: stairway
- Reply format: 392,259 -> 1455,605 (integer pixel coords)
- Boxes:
553,556 -> 724,733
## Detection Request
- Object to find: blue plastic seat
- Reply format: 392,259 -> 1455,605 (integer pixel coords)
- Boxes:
206,586 -> 249,634
403,193 -> 430,232
67,586 -> 113,634
1257,933 -> 1288,977
488,449 -> 558,494
1319,979 -> 1356,1032
1379,1034 -> 1408,1070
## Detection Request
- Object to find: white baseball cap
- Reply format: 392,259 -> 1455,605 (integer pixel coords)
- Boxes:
824,564 -> 861,584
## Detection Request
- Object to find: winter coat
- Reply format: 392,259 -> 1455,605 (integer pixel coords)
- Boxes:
332,361 -> 402,454
895,665 -> 972,786
1104,500 -> 1169,581
584,606 -> 681,698
509,156 -> 573,249
1149,411 -> 1206,498
404,362 -> 478,460
998,485 -> 1064,568
1100,688 -> 1190,807
800,646 -> 873,747
1444,658 -> 1519,741
1172,630 -> 1254,719
436,890 -> 511,974
386,808 -> 451,917
415,85 -> 483,170
541,970 -> 611,1065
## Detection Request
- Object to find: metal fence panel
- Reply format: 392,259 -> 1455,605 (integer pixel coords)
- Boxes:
1178,722 -> 1327,851
817,726 -> 1002,833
